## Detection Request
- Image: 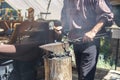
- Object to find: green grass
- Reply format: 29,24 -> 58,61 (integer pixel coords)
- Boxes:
97,54 -> 115,70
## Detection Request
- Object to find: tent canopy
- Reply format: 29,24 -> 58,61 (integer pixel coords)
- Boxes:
4,0 -> 120,20
4,0 -> 64,20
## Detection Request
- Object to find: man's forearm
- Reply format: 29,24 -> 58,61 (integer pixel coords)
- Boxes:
91,20 -> 104,34
0,45 -> 16,53
83,20 -> 105,42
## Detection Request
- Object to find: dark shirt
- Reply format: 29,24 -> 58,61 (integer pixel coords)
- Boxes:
61,0 -> 114,39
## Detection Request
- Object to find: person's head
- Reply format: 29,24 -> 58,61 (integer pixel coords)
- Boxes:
28,7 -> 34,13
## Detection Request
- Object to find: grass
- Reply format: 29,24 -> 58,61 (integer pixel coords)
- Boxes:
97,54 -> 115,70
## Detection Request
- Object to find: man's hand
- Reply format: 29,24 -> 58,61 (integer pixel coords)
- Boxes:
83,20 -> 104,43
82,30 -> 97,42
54,26 -> 62,35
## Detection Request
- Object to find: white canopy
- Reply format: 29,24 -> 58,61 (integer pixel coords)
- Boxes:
5,0 -> 119,20
5,0 -> 64,20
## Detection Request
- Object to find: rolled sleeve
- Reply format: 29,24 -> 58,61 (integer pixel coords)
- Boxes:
61,0 -> 70,32
61,0 -> 67,27
95,0 -> 114,26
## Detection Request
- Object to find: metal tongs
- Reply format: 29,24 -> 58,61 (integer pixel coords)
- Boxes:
59,32 -> 109,57
62,32 -> 109,44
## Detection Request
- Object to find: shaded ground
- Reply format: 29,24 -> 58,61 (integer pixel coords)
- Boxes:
37,66 -> 110,80
1,64 -> 120,80
72,68 -> 120,80
72,67 -> 109,80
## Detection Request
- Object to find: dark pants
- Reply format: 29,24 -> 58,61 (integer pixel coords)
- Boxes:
73,39 -> 100,80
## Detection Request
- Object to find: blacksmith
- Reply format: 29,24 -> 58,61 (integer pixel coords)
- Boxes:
61,0 -> 114,80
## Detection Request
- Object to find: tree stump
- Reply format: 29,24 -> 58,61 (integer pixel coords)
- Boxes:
44,56 -> 72,80
40,42 -> 72,80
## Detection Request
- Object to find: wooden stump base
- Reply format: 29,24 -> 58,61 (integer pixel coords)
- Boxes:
44,56 -> 72,80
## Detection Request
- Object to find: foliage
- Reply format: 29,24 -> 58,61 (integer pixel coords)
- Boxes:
97,37 -> 115,69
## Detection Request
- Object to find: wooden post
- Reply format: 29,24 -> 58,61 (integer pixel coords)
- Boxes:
44,56 -> 72,80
